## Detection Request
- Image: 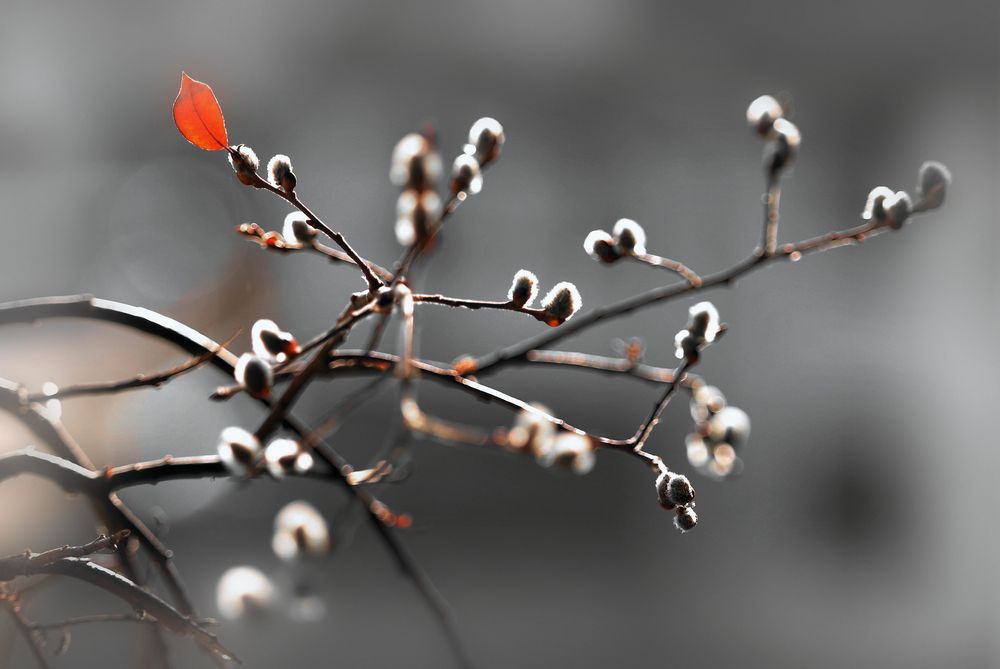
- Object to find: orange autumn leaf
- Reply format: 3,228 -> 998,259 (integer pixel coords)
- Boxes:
173,72 -> 229,151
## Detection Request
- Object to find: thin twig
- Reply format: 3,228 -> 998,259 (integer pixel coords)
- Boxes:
24,335 -> 238,403
471,214 -> 896,374
228,154 -> 384,293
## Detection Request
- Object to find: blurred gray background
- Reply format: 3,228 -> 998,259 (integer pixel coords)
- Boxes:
0,0 -> 996,667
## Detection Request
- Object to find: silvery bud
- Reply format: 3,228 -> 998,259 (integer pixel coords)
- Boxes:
508,269 -> 539,308
765,118 -> 801,175
234,353 -> 273,399
264,438 -> 314,478
656,471 -> 696,509
674,505 -> 698,532
917,161 -> 950,210
450,153 -> 483,196
217,426 -> 261,478
584,230 -> 619,263
537,432 -> 596,475
216,566 -> 275,620
862,186 -> 895,222
746,95 -> 784,137
267,154 -> 296,193
390,133 -> 442,190
229,145 -> 259,186
540,282 -> 582,326
882,190 -> 913,230
466,117 -> 505,166
272,501 -> 331,561
612,218 -> 647,255
282,211 -> 317,245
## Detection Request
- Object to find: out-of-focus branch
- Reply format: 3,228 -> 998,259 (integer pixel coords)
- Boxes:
0,531 -> 129,581
23,335 -> 237,403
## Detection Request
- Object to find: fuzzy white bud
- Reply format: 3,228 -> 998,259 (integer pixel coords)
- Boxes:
390,133 -> 442,190
251,319 -> 299,363
540,282 -> 582,326
234,353 -> 273,399
656,471 -> 695,509
264,438 -> 314,479
466,117 -> 505,166
450,153 -> 483,196
508,269 -> 539,308
282,211 -> 317,245
708,406 -> 751,450
862,186 -> 895,222
217,426 -> 261,478
689,384 -> 727,423
216,566 -> 275,620
766,118 -> 801,174
272,501 -> 331,561
612,218 -> 647,255
882,190 -> 913,229
537,432 -> 595,475
917,161 -> 950,210
510,404 -> 557,458
229,145 -> 259,186
583,230 -> 619,263
746,95 -> 784,136
267,154 -> 296,193
674,505 -> 698,532
395,189 -> 442,246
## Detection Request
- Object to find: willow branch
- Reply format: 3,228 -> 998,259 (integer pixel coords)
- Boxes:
23,335 -> 237,403
229,155 -> 384,293
0,531 -> 129,581
0,294 -> 467,666
471,213 -> 905,375
237,223 -> 394,282
413,294 -> 549,323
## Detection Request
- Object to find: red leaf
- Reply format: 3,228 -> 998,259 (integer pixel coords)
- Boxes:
173,72 -> 229,151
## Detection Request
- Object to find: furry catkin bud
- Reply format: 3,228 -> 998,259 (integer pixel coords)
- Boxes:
708,406 -> 751,449
282,211 -> 317,244
583,230 -> 619,263
216,566 -> 275,620
862,186 -> 894,222
272,501 -> 331,561
251,319 -> 299,362
882,190 -> 913,230
217,427 -> 261,478
917,161 -> 950,210
537,432 -> 595,475
264,438 -> 314,478
765,118 -> 801,175
450,153 -> 483,196
676,302 -> 721,361
390,133 -> 442,190
234,353 -> 273,399
540,282 -> 582,326
612,218 -> 647,255
267,154 -> 296,193
690,384 -> 727,422
510,404 -> 557,457
688,301 -> 721,343
746,95 -> 784,136
466,117 -> 505,166
395,189 -> 442,246
508,269 -> 539,308
229,145 -> 259,186
674,506 -> 698,532
656,472 -> 696,508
